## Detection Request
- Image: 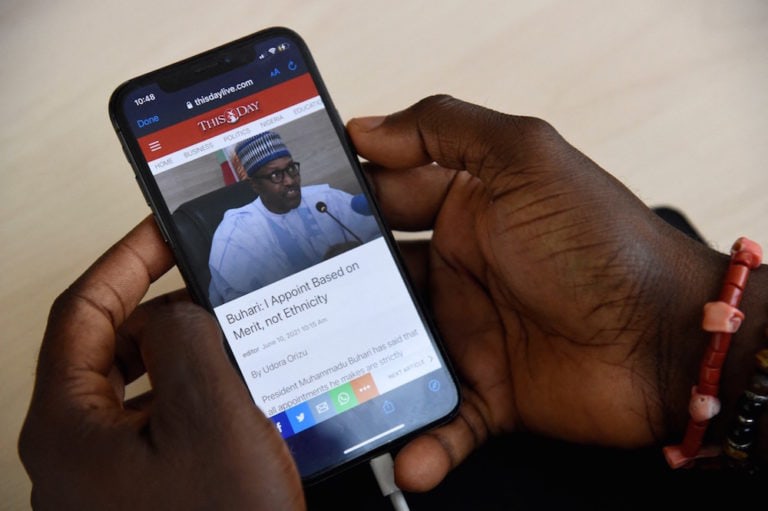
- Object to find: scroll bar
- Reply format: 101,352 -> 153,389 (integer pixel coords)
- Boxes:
343,424 -> 405,455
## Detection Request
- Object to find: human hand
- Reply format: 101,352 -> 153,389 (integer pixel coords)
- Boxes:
348,96 -> 727,490
18,217 -> 304,510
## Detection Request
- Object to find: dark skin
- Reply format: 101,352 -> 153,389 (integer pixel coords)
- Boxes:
19,96 -> 767,508
17,218 -> 305,510
249,156 -> 302,213
348,96 -> 767,490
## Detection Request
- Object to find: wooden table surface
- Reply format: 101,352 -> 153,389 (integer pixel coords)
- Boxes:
2,1 -> 767,508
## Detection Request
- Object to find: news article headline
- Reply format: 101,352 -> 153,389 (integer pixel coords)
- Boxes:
225,262 -> 360,340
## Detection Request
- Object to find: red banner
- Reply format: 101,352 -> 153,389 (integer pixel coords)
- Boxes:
138,73 -> 317,160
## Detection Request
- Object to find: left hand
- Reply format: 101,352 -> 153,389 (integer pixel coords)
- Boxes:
18,216 -> 305,510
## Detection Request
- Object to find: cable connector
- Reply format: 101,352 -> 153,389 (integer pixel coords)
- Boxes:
369,452 -> 410,511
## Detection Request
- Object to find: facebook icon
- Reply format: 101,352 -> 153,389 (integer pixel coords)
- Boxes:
270,411 -> 294,439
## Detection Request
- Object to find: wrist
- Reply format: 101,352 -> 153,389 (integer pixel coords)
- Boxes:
659,235 -> 767,467
655,236 -> 727,440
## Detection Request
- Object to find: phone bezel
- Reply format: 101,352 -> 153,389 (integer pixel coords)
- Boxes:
108,26 -> 461,485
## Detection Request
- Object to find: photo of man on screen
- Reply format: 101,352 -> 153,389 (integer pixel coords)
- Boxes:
208,130 -> 380,306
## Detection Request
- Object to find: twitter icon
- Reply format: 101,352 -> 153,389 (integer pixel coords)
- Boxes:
287,402 -> 316,433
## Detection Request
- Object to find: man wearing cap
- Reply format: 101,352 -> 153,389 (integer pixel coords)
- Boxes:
207,130 -> 380,306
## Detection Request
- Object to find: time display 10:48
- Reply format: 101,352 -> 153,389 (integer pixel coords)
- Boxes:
133,93 -> 156,106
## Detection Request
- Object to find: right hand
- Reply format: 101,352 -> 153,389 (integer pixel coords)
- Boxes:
348,95 -> 729,491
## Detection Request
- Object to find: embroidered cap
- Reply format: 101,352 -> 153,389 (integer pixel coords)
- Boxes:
235,131 -> 292,177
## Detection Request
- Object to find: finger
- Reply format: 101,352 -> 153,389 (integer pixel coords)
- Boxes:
35,216 -> 174,402
395,239 -> 430,307
363,162 -> 458,232
135,302 -> 304,508
348,95 -> 553,185
135,302 -> 254,431
114,288 -> 191,388
394,394 -> 490,492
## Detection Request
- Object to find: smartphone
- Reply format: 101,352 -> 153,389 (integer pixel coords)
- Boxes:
109,27 -> 460,483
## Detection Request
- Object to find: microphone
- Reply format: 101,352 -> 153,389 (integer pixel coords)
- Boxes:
350,194 -> 372,216
315,201 -> 363,243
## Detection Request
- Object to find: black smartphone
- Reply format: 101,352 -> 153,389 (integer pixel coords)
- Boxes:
109,27 -> 460,483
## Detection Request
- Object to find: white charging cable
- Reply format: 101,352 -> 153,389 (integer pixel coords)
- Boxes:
369,452 -> 410,511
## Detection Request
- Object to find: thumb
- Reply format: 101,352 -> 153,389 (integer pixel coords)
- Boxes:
361,162 -> 459,232
130,299 -> 304,508
135,302 -> 264,436
347,95 -> 547,186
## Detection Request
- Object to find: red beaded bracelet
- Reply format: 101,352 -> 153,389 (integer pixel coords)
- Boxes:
663,236 -> 763,469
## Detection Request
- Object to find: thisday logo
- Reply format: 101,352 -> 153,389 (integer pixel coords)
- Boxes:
197,100 -> 260,132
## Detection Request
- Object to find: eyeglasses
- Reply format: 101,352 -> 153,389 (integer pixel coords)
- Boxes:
252,162 -> 301,184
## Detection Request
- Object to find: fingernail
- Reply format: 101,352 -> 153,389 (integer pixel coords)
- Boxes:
349,115 -> 386,132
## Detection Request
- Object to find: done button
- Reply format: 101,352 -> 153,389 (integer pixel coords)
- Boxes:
136,115 -> 160,128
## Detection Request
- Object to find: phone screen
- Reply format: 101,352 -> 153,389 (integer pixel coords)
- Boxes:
109,28 -> 459,482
